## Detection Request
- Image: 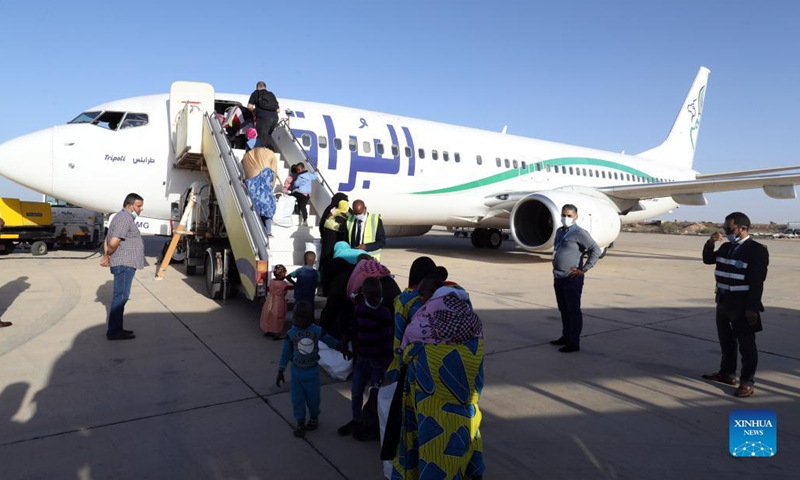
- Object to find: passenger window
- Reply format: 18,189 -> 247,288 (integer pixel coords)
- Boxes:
319,135 -> 328,149
363,141 -> 371,153
432,150 -> 439,160
405,146 -> 412,158
334,138 -> 342,150
476,155 -> 483,165
119,113 -> 148,129
545,164 -> 551,172
555,165 -> 560,173
513,160 -> 518,168
569,167 -> 574,175
391,144 -> 399,156
504,159 -> 510,168
418,148 -> 425,159
349,139 -> 357,152
613,172 -> 618,180
496,157 -> 501,167
302,134 -> 311,147
601,171 -> 606,179
377,143 -> 385,155
582,168 -> 587,176
521,161 -> 526,169
454,153 -> 460,163
588,170 -> 593,177
443,151 -> 449,162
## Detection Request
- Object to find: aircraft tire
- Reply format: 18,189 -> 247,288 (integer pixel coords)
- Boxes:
31,241 -> 48,256
487,229 -> 503,249
598,246 -> 608,259
471,228 -> 489,248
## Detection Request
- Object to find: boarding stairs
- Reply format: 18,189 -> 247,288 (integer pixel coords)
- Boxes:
164,81 -> 328,304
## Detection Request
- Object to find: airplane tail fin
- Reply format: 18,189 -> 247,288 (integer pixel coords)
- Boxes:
637,67 -> 710,169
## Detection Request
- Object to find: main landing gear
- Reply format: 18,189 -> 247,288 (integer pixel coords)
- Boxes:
470,228 -> 504,249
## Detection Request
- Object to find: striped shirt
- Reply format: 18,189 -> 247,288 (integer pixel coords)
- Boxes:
108,209 -> 147,269
350,304 -> 393,360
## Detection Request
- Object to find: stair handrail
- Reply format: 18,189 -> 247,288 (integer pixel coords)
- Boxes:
275,118 -> 336,199
205,113 -> 270,259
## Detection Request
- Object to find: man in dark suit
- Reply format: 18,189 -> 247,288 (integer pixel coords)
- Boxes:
701,211 -> 769,397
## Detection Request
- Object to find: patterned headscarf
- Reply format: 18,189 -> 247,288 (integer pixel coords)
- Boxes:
401,288 -> 483,348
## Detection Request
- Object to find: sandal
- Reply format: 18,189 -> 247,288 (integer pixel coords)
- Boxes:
306,417 -> 319,431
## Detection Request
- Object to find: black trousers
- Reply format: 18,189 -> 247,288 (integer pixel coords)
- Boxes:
554,275 -> 584,347
255,113 -> 278,148
715,304 -> 759,385
292,192 -> 309,221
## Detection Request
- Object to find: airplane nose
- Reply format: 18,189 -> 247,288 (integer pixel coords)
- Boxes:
0,128 -> 54,195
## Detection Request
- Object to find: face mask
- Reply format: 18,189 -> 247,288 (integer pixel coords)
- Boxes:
561,217 -> 574,228
365,298 -> 383,309
726,233 -> 737,243
356,213 -> 367,222
130,210 -> 138,219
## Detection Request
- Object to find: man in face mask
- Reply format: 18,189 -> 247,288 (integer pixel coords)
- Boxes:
549,204 -> 601,353
100,193 -> 147,340
701,211 -> 769,397
346,199 -> 386,261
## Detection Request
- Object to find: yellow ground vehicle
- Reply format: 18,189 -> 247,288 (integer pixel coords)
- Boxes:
0,198 -> 56,256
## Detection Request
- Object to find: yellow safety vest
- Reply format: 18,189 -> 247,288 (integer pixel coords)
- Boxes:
346,213 -> 381,261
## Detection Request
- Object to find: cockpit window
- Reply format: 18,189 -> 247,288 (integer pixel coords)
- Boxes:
69,111 -> 102,124
120,113 -> 149,129
94,111 -> 126,130
68,110 -> 147,130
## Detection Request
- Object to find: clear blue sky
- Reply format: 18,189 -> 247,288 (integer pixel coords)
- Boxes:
1,0 -> 799,223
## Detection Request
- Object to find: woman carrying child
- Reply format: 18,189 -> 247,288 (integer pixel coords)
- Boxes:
388,274 -> 485,480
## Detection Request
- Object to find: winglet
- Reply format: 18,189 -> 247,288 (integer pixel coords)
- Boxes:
637,67 -> 710,169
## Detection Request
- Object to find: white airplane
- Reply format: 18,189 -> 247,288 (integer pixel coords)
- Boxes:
1,66 -> 799,258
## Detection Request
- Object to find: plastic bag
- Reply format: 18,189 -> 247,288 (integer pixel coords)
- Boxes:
318,342 -> 352,381
273,195 -> 296,228
378,382 -> 398,479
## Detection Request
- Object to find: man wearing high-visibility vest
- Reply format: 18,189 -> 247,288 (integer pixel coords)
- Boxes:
346,199 -> 386,261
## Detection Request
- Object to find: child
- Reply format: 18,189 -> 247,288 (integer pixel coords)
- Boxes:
260,265 -> 293,339
283,163 -> 299,195
290,164 -> 319,226
337,277 -> 393,440
287,251 -> 320,306
276,301 -> 341,438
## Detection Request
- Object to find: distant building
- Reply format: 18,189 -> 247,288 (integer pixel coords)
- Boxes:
786,222 -> 800,234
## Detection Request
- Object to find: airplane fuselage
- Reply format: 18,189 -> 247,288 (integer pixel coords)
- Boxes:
8,93 -> 692,226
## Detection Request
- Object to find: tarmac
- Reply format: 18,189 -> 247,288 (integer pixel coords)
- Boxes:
0,230 -> 798,480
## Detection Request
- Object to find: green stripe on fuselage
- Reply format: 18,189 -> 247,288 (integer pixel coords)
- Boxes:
410,157 -> 655,195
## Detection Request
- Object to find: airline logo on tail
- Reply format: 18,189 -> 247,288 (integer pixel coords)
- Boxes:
689,85 -> 706,150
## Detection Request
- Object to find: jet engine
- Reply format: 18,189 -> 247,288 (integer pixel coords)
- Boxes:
384,225 -> 433,237
509,190 -> 621,251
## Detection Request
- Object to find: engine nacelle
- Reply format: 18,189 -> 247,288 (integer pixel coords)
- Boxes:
510,190 -> 621,251
384,225 -> 433,237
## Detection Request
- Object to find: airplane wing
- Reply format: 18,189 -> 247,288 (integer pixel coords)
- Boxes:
695,165 -> 800,180
598,172 -> 800,204
482,172 -> 800,216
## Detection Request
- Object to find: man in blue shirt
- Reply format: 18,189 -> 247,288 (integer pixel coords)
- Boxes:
549,204 -> 601,353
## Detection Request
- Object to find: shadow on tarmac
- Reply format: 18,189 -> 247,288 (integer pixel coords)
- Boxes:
0,276 -> 30,317
1,298 -> 799,478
